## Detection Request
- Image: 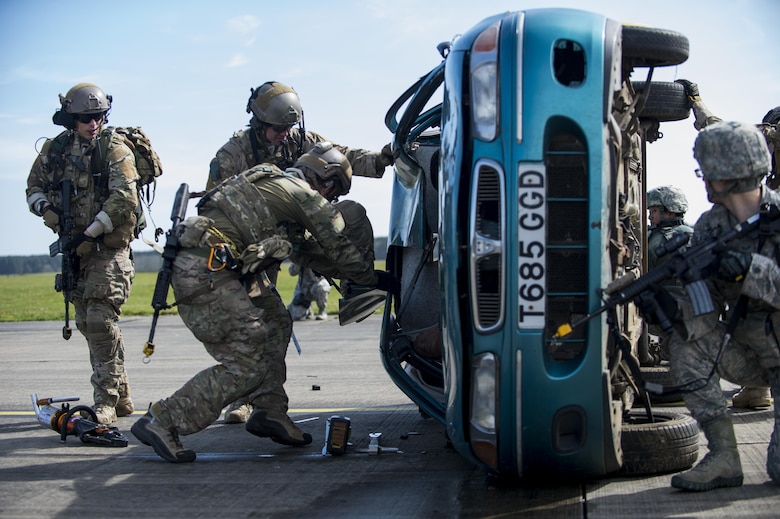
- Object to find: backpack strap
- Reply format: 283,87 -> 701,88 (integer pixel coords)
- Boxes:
248,128 -> 261,166
90,127 -> 113,195
45,131 -> 75,189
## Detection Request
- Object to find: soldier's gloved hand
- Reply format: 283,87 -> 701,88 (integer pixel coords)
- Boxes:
374,270 -> 401,296
42,205 -> 61,234
239,236 -> 292,275
717,250 -> 752,282
70,233 -> 95,257
635,286 -> 679,330
379,143 -> 396,167
675,79 -> 701,104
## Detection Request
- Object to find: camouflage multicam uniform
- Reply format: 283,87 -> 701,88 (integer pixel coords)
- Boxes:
26,128 -> 138,419
285,198 -> 377,322
150,165 -> 377,439
206,126 -> 387,190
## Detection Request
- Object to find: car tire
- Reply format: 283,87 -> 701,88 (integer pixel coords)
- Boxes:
639,365 -> 684,403
622,25 -> 689,67
619,410 -> 700,476
632,81 -> 690,122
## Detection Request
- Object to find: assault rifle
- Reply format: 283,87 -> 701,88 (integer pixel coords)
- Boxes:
143,183 -> 190,361
553,203 -> 780,340
49,178 -> 77,340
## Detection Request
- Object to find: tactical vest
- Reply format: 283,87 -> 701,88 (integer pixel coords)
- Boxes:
197,165 -> 286,252
42,130 -> 138,247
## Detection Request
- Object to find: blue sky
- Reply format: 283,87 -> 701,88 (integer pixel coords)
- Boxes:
1,0 -> 778,256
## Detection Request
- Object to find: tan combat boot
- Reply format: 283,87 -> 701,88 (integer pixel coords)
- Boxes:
224,402 -> 253,424
246,409 -> 312,446
732,386 -> 772,408
671,415 -> 743,491
116,383 -> 135,417
116,397 -> 135,417
93,405 -> 117,425
131,402 -> 196,463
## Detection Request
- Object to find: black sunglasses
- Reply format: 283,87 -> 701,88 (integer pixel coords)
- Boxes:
75,112 -> 105,124
271,124 -> 294,133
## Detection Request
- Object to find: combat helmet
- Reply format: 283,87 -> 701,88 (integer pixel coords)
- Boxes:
246,81 -> 302,126
694,121 -> 771,192
293,142 -> 352,200
763,106 -> 780,126
53,83 -> 112,128
647,185 -> 688,214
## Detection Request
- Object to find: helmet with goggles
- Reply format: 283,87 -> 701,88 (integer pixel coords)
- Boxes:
293,142 -> 352,200
53,83 -> 111,128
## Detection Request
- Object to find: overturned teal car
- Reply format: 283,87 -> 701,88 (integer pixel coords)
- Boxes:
343,8 -> 700,480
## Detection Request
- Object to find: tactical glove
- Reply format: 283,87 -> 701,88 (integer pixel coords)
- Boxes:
674,79 -> 701,104
717,250 -> 752,282
379,143 -> 396,167
42,205 -> 61,234
374,270 -> 401,296
239,236 -> 292,275
70,233 -> 95,257
636,286 -> 679,331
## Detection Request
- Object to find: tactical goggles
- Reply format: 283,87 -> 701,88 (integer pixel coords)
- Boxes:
75,112 -> 105,124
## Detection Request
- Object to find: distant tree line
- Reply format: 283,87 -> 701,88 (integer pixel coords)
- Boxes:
0,237 -> 388,275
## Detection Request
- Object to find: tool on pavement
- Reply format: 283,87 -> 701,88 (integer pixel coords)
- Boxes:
322,415 -> 351,455
31,393 -> 129,447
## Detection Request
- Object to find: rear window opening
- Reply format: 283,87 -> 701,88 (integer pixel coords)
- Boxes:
553,39 -> 586,86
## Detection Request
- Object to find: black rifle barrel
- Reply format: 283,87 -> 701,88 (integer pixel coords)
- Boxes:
144,183 -> 190,358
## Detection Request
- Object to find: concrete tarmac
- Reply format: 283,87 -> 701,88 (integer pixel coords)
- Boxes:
0,314 -> 777,518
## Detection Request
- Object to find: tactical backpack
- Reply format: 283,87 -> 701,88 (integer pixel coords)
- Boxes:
92,126 -> 164,241
94,126 -> 163,202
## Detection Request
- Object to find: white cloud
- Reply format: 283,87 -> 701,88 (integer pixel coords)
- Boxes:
227,54 -> 249,68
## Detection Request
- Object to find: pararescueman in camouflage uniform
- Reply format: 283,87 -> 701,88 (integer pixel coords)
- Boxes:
287,263 -> 331,321
213,82 -> 391,424
285,196 -> 377,324
677,79 -> 777,409
25,83 -> 138,425
205,81 -> 394,190
645,121 -> 780,491
645,185 -> 693,362
130,151 -> 398,463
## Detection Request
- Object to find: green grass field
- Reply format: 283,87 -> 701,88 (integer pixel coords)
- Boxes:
0,261 -> 384,322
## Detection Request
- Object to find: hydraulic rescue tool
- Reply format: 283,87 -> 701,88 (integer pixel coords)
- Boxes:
31,393 -> 129,447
